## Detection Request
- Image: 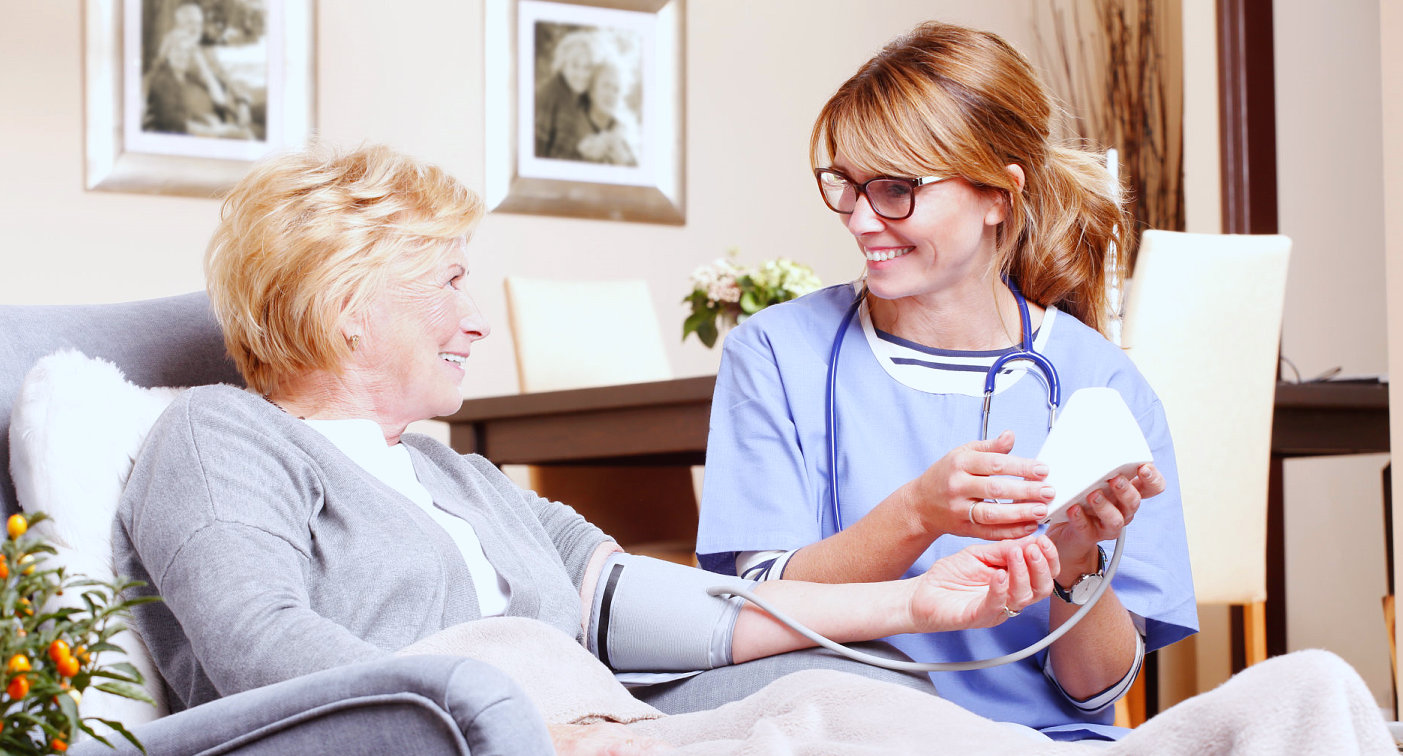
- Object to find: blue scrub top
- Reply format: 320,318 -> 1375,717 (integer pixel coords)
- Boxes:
697,284 -> 1198,740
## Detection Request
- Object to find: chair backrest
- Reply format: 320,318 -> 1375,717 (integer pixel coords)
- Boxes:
503,277 -> 672,393
1120,230 -> 1291,605
0,293 -> 242,516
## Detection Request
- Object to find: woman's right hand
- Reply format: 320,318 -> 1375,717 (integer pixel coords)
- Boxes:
908,535 -> 1060,631
908,430 -> 1054,541
548,723 -> 669,755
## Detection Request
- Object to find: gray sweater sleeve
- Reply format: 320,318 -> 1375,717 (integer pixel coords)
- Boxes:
118,390 -> 387,702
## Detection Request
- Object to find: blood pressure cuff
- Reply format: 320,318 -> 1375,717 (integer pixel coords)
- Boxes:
586,552 -> 755,672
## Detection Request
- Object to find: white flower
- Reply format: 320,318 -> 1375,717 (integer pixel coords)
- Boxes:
689,258 -> 743,304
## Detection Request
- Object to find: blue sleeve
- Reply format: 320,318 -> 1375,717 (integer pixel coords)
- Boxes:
1110,378 -> 1199,651
697,323 -> 823,575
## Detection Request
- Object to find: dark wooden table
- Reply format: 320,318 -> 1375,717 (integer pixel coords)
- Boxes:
445,377 -> 1390,659
444,375 -> 716,467
1265,380 -> 1390,659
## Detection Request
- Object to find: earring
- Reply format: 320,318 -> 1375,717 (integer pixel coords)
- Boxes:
350,335 -> 360,351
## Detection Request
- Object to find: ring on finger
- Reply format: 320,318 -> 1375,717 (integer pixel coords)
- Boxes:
1001,605 -> 1020,618
968,501 -> 980,525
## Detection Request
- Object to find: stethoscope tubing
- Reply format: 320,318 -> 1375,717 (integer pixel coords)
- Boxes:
788,277 -> 1123,672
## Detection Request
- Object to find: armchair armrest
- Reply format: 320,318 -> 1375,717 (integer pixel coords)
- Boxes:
70,655 -> 552,756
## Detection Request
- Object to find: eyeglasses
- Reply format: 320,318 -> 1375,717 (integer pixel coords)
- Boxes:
813,168 -> 949,221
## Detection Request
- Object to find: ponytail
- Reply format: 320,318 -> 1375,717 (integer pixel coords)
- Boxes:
1001,145 -> 1133,337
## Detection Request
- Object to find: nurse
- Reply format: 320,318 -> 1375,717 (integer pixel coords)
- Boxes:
696,21 -> 1197,742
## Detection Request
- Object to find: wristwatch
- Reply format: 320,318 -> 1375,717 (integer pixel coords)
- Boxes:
1053,546 -> 1107,605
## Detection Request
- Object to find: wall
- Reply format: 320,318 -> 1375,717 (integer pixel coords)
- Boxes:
1,0 -> 1036,402
1383,0 -> 1403,719
1274,0 -> 1392,710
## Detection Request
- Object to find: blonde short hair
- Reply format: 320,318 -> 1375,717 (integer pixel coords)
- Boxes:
205,143 -> 485,395
810,21 -> 1131,335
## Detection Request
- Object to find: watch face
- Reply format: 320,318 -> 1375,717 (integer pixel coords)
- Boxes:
1071,574 -> 1103,605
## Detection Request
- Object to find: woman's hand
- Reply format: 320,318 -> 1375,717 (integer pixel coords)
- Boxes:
1045,463 -> 1162,579
548,722 -> 668,755
907,430 -> 1054,541
908,536 -> 1060,631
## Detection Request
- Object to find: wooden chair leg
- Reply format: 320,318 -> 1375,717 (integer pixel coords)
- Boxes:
1384,594 -> 1396,683
1243,601 -> 1268,667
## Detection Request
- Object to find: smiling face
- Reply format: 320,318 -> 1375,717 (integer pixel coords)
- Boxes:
833,157 -> 1009,307
559,41 -> 596,94
354,240 -> 491,427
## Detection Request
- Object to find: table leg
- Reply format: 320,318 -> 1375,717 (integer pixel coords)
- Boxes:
1266,455 -> 1286,657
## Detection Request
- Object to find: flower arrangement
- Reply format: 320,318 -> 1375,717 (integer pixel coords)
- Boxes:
0,513 -> 155,754
683,251 -> 822,347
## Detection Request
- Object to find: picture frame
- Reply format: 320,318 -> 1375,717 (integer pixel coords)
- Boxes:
84,0 -> 316,198
484,0 -> 685,225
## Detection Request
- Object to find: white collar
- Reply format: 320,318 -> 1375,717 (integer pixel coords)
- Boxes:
858,297 -> 1059,397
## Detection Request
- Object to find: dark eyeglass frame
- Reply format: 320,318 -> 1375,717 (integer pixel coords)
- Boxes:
813,168 -> 949,221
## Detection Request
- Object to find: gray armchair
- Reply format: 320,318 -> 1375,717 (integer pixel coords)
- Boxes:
1,294 -> 552,755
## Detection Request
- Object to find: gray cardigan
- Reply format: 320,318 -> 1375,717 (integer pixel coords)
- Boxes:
113,384 -> 611,712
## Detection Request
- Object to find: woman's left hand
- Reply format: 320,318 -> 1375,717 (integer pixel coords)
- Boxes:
908,536 -> 1060,631
1045,463 -> 1163,571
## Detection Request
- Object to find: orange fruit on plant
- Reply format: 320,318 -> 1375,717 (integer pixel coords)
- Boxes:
6,654 -> 30,674
6,674 -> 28,699
51,736 -> 67,752
6,514 -> 26,539
56,656 -> 79,678
48,640 -> 70,664
0,555 -> 8,579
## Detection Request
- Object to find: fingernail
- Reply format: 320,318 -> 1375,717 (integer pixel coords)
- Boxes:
1033,464 -> 1049,477
1033,505 -> 1048,517
1113,477 -> 1127,490
1041,486 -> 1055,500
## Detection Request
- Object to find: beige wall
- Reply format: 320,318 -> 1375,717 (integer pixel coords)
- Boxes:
1274,0 -> 1392,710
1,0 -> 1036,401
1383,0 -> 1403,719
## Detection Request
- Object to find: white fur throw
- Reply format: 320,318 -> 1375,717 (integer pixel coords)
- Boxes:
8,349 -> 183,727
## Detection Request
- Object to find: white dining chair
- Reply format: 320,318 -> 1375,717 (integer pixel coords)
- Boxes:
1120,229 -> 1292,669
503,277 -> 699,565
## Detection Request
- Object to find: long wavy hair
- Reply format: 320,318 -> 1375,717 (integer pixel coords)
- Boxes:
810,21 -> 1131,336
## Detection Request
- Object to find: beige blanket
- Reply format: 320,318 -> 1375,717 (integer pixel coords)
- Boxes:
399,617 -> 1395,755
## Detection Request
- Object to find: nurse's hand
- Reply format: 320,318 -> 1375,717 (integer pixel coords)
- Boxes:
1045,463 -> 1162,578
908,536 -> 1059,631
909,430 -> 1055,541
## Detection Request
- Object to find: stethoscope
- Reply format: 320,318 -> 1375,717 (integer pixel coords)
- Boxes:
709,276 -> 1125,673
825,276 -> 1061,532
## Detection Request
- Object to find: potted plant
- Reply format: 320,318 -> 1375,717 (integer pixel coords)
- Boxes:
0,513 -> 155,753
683,251 -> 822,348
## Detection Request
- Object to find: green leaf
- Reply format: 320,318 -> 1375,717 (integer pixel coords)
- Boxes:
739,290 -> 763,314
92,681 -> 156,705
91,718 -> 147,753
696,320 -> 719,348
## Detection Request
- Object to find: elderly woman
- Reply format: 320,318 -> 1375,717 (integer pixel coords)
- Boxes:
576,55 -> 639,167
534,30 -> 600,160
111,143 -> 1060,754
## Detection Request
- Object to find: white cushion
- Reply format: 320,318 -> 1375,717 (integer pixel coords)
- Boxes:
8,349 -> 182,726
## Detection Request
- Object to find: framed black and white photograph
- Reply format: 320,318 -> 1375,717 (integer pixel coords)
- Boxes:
85,0 -> 315,197
485,0 -> 685,224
